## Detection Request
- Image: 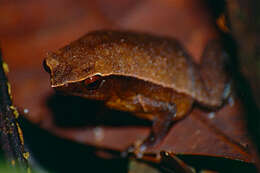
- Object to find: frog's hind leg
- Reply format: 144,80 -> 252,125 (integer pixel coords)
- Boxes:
128,95 -> 177,157
139,110 -> 176,151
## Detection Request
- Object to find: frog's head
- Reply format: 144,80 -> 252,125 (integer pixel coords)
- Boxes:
43,51 -> 111,100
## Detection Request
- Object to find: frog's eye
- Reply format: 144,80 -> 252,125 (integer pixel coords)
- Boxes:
84,75 -> 103,90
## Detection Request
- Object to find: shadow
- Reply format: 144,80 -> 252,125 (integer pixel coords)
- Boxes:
20,117 -> 128,173
46,93 -> 151,128
177,155 -> 257,173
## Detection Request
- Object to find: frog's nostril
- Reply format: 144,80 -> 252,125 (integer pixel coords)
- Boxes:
43,59 -> 51,73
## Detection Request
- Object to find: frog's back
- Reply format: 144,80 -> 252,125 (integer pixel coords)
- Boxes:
45,30 -> 229,107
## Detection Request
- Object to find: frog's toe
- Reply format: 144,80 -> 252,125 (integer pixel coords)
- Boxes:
121,144 -> 136,158
139,144 -> 147,153
122,141 -> 155,159
121,142 -> 145,158
135,144 -> 147,158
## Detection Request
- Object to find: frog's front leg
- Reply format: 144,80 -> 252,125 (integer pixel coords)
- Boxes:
128,95 -> 177,157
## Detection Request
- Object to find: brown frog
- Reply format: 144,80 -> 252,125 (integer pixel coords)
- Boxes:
44,30 -> 230,156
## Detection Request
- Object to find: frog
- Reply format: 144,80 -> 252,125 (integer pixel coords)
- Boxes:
43,30 -> 230,156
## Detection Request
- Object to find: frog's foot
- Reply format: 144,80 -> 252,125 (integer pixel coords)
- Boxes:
124,142 -> 145,158
123,115 -> 174,158
121,140 -> 140,157
122,98 -> 177,158
122,139 -> 151,158
123,134 -> 164,158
